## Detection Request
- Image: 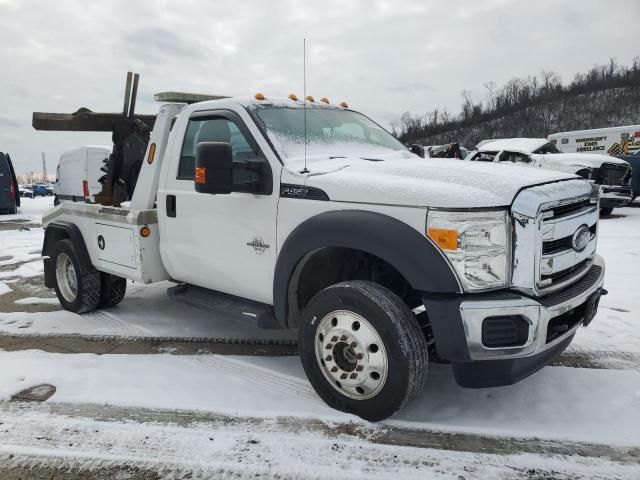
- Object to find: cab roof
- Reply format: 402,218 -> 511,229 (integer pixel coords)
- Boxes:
476,138 -> 549,154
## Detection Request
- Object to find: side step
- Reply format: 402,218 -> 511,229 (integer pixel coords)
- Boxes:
167,284 -> 282,330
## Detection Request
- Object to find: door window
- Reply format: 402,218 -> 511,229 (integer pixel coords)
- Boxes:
178,114 -> 268,192
499,151 -> 531,164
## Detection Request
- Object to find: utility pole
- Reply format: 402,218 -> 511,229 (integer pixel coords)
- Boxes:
41,152 -> 47,181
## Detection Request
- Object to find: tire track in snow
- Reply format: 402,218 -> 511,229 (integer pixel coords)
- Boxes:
83,310 -> 152,337
185,355 -> 322,404
0,405 -> 638,479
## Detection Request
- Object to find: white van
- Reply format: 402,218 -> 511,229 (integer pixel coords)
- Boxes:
548,125 -> 640,156
54,146 -> 111,205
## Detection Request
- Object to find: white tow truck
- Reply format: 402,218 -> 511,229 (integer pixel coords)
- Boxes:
39,88 -> 607,421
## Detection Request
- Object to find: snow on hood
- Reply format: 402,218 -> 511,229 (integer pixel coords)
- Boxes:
533,152 -> 630,169
281,153 -> 579,209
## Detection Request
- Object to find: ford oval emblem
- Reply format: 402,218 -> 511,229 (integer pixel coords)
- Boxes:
571,225 -> 591,252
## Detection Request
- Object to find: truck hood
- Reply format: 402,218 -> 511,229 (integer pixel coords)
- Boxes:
533,152 -> 630,170
281,152 -> 579,209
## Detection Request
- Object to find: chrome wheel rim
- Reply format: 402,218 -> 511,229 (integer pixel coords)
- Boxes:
55,253 -> 78,303
314,310 -> 388,400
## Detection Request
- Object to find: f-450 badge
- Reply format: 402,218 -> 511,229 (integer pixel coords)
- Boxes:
247,237 -> 270,254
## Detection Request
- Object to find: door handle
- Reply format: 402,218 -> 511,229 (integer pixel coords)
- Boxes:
166,195 -> 176,218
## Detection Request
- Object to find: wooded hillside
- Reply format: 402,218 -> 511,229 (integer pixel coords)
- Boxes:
395,59 -> 640,148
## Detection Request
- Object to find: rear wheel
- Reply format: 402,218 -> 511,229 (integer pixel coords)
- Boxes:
53,239 -> 101,313
99,273 -> 127,308
299,281 -> 428,421
600,207 -> 614,216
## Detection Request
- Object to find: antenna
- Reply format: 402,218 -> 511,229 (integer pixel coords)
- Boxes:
41,152 -> 47,181
301,38 -> 309,174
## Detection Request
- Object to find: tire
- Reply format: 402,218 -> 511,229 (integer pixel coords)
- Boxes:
52,239 -> 101,314
299,280 -> 428,421
99,273 -> 127,308
600,207 -> 614,216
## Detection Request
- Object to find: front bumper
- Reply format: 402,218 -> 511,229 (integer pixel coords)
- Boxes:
423,255 -> 605,388
599,185 -> 632,208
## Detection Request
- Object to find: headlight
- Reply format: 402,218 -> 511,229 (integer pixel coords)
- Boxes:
427,210 -> 510,291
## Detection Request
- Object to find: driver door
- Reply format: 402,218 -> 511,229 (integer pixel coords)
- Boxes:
160,109 -> 279,304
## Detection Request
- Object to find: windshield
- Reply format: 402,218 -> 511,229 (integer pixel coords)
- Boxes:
534,142 -> 561,154
249,105 -> 407,161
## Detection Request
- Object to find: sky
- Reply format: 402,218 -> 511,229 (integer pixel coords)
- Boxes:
1,0 -> 639,175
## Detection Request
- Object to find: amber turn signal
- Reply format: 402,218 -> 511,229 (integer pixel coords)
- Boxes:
147,143 -> 156,164
195,166 -> 206,184
140,226 -> 151,238
427,228 -> 458,250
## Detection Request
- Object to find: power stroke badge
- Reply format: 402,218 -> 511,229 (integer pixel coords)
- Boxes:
247,237 -> 270,254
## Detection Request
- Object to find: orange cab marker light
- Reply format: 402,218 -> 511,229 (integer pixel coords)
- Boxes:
140,226 -> 151,238
147,143 -> 156,164
288,93 -> 298,101
427,228 -> 458,251
320,97 -> 329,104
255,92 -> 265,100
195,166 -> 206,184
306,95 -> 315,102
339,101 -> 349,108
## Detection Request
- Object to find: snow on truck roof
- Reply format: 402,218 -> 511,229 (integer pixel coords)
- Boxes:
476,138 -> 549,154
156,91 -> 350,110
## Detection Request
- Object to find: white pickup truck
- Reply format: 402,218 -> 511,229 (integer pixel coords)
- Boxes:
41,94 -> 606,421
467,138 -> 633,215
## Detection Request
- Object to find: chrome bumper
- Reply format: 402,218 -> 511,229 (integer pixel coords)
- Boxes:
459,255 -> 605,360
599,185 -> 632,207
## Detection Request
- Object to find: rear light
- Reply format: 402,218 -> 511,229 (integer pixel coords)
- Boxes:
9,182 -> 16,199
549,139 -> 557,145
82,180 -> 90,198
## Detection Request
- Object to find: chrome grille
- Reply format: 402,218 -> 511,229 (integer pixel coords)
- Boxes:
538,199 -> 598,293
510,179 -> 599,297
597,163 -> 631,186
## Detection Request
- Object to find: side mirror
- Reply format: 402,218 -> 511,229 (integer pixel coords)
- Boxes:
410,144 -> 425,158
195,142 -> 233,194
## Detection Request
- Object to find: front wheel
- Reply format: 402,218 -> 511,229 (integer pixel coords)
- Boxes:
299,281 -> 428,421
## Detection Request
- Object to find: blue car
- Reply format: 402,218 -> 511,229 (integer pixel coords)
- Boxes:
33,183 -> 48,196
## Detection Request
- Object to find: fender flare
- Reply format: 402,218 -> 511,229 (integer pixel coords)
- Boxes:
273,210 -> 461,326
42,221 -> 95,288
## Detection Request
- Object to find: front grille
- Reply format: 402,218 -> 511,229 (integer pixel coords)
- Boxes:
549,199 -> 591,219
541,259 -> 589,284
596,163 -> 631,186
542,224 -> 597,255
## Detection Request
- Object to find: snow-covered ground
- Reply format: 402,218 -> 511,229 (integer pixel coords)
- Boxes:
0,196 -> 639,479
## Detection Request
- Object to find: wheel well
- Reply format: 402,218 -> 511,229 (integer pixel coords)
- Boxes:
575,168 -> 592,180
43,222 -> 94,288
286,247 -> 422,328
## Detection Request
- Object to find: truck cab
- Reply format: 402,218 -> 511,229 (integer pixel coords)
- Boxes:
40,94 -> 606,421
